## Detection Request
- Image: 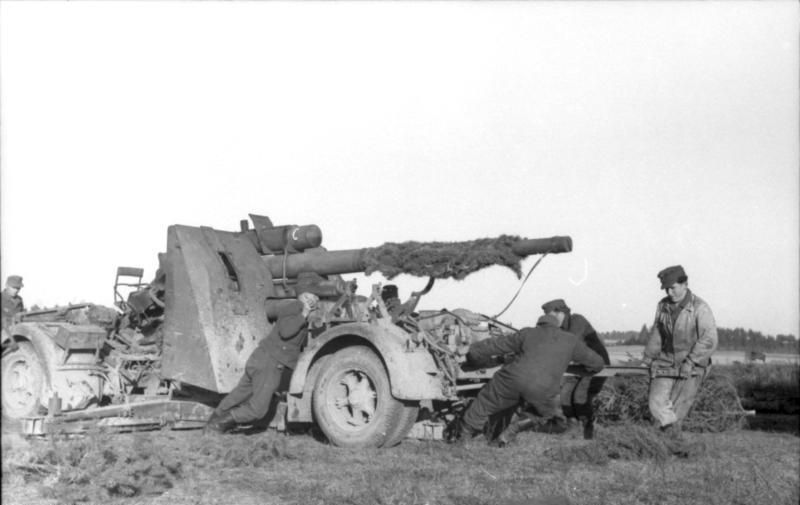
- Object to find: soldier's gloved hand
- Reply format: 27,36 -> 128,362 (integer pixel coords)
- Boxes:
679,359 -> 694,379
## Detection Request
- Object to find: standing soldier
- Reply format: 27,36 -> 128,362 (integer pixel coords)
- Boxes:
641,265 -> 717,453
1,275 -> 25,330
205,292 -> 319,433
456,313 -> 605,446
541,299 -> 610,439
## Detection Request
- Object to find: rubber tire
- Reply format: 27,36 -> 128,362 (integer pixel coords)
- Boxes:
2,341 -> 47,419
312,345 -> 407,448
382,400 -> 420,447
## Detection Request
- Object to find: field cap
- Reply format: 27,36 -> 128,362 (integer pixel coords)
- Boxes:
297,292 -> 319,305
536,314 -> 559,327
541,299 -> 569,314
658,265 -> 687,289
381,284 -> 399,301
6,275 -> 23,288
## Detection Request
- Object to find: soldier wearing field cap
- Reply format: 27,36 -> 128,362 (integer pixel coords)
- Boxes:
205,292 -> 319,434
2,275 -> 25,330
380,284 -> 422,322
641,265 -> 717,453
456,313 -> 605,446
541,298 -> 609,439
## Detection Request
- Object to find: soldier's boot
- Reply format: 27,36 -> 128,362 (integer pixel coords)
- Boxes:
545,415 -> 569,434
660,423 -> 690,458
581,416 -> 595,440
448,417 -> 483,446
204,409 -> 237,434
495,414 -> 537,447
456,422 -> 480,445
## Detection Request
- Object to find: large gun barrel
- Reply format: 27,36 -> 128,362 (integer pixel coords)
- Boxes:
262,236 -> 573,279
264,249 -> 367,278
511,236 -> 572,256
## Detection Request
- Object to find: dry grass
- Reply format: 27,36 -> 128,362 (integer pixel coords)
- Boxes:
2,363 -> 798,505
3,425 -> 798,505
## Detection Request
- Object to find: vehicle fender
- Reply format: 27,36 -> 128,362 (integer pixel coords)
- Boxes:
289,322 -> 445,401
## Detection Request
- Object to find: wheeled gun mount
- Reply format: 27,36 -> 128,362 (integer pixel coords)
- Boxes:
157,214 -> 572,393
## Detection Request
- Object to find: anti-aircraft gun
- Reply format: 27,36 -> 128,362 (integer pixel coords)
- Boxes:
1,214 -> 583,447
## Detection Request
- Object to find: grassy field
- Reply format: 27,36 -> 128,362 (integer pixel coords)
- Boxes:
3,425 -> 798,505
2,363 -> 798,505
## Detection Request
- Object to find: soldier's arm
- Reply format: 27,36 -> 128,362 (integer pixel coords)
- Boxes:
571,340 -> 605,374
573,315 -> 610,365
467,329 -> 525,364
278,314 -> 308,340
276,301 -> 307,340
686,303 -> 718,365
642,304 -> 663,361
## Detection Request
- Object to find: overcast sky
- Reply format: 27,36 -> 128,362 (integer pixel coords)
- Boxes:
1,1 -> 798,337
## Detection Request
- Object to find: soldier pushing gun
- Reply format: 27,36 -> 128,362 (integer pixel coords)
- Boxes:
454,311 -> 605,447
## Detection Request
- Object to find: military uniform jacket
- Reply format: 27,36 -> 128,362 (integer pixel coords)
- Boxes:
468,318 -> 605,400
565,313 -> 610,365
644,291 -> 718,368
257,301 -> 309,369
1,290 -> 24,330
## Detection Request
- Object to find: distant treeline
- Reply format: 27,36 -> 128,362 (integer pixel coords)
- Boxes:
600,326 -> 800,354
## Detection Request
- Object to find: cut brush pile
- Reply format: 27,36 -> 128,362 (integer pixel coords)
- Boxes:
594,371 -> 749,433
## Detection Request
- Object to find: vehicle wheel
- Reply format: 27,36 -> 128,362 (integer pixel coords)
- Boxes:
382,400 -> 420,447
2,341 -> 47,419
312,345 -> 408,448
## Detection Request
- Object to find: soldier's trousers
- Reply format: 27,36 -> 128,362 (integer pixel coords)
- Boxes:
462,367 -> 557,432
560,375 -> 607,419
217,346 -> 293,424
648,369 -> 707,428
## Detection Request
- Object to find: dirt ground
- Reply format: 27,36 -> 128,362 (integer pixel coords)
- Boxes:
3,422 -> 799,505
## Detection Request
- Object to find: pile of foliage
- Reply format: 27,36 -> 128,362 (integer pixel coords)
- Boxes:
594,370 -> 749,433
1,429 -> 299,504
2,431 -> 181,502
362,236 -> 528,280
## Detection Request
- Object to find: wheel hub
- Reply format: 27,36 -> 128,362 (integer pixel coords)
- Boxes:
333,371 -> 377,427
4,359 -> 37,411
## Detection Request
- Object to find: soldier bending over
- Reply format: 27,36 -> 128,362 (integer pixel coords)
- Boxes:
542,298 -> 610,439
457,313 -> 605,446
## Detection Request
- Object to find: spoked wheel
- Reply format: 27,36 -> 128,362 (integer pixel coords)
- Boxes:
2,341 -> 47,420
312,346 -> 416,448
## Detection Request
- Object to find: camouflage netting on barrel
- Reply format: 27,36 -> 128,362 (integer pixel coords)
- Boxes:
362,236 -> 527,280
594,372 -> 749,432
